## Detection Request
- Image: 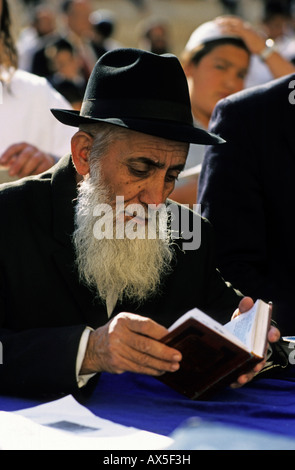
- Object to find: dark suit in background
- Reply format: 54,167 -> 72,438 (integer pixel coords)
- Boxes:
198,74 -> 295,335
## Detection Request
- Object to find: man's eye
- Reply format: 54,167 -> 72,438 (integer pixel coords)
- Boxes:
128,166 -> 150,177
215,64 -> 226,71
166,173 -> 179,182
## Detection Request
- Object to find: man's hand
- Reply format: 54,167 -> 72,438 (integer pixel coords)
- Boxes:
215,16 -> 267,55
230,296 -> 280,388
80,312 -> 182,376
0,142 -> 56,178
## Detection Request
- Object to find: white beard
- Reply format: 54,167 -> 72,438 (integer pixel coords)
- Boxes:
72,161 -> 175,317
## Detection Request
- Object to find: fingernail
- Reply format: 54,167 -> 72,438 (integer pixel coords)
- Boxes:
170,363 -> 180,371
172,354 -> 181,362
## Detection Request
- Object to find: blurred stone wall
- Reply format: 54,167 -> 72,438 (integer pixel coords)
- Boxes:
13,0 -> 265,58
89,0 -> 264,56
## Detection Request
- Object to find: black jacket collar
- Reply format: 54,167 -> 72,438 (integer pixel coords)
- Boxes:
50,154 -> 78,246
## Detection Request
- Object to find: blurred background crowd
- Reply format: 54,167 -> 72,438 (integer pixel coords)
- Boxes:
13,0 -> 295,107
2,0 -> 295,187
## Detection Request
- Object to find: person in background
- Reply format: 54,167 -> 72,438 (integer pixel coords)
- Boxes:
137,16 -> 172,55
0,0 -> 74,182
170,15 -> 295,208
47,38 -> 87,110
170,17 -> 250,207
60,0 -> 97,80
19,0 -> 97,82
236,1 -> 295,87
89,9 -> 122,59
218,0 -> 241,15
17,3 -> 59,75
198,73 -> 295,336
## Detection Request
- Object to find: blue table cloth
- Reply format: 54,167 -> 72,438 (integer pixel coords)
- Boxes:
85,369 -> 295,439
1,367 -> 295,446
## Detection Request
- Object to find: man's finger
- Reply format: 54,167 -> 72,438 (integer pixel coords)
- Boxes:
0,142 -> 28,165
114,342 -> 181,375
268,325 -> 280,343
110,315 -> 182,363
122,312 -> 170,340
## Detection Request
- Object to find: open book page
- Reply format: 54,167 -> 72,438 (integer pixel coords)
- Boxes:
224,300 -> 270,357
224,304 -> 257,351
168,307 -> 247,350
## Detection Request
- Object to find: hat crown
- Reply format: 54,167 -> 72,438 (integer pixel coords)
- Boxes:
51,47 -> 224,145
80,48 -> 193,125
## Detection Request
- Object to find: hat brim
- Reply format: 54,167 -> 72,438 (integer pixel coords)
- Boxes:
51,109 -> 225,145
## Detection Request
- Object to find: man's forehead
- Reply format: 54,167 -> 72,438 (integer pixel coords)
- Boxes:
116,132 -> 189,162
126,155 -> 186,171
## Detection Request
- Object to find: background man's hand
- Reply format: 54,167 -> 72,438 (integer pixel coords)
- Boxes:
80,312 -> 182,376
0,142 -> 56,178
215,16 -> 267,55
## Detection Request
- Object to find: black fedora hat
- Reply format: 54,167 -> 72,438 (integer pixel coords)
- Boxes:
51,48 -> 224,145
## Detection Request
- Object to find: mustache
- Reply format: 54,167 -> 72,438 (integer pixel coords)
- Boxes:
91,196 -> 171,241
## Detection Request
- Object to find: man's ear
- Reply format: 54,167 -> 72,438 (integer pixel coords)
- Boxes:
71,131 -> 94,176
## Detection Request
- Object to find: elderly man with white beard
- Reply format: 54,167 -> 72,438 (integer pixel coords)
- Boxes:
0,48 -> 280,397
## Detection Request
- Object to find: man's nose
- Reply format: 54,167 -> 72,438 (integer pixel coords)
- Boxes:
224,72 -> 241,93
139,177 -> 167,206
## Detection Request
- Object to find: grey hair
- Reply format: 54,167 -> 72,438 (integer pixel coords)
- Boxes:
78,122 -> 130,165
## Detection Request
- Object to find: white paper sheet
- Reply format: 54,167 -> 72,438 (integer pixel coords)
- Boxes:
0,395 -> 173,450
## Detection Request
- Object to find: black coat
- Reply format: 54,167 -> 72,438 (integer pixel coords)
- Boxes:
0,154 -> 242,397
198,74 -> 295,335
